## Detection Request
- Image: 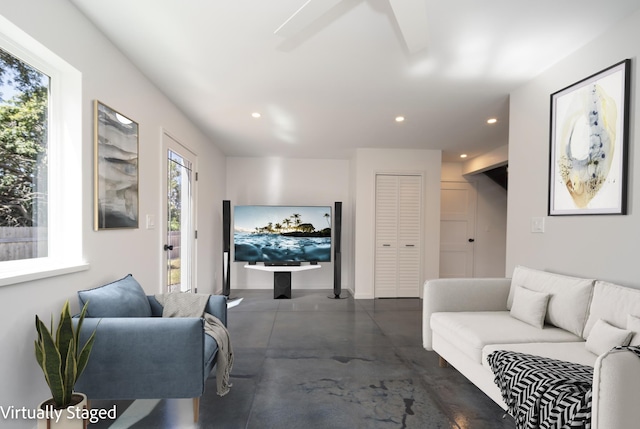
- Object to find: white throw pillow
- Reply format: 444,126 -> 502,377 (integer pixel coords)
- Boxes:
508,266 -> 594,337
509,286 -> 550,329
583,281 -> 640,339
586,319 -> 633,355
626,314 -> 640,347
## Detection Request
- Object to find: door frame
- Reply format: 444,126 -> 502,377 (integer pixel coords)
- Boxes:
161,130 -> 198,293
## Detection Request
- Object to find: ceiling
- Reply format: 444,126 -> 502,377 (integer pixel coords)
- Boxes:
69,0 -> 640,162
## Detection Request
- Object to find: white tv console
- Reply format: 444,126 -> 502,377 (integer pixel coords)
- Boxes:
244,264 -> 321,299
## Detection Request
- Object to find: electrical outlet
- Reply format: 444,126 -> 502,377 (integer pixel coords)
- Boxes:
531,217 -> 545,233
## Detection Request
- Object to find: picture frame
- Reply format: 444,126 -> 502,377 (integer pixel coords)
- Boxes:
94,101 -> 139,230
548,59 -> 630,216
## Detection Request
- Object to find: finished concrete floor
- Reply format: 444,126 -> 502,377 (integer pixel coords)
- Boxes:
89,289 -> 515,428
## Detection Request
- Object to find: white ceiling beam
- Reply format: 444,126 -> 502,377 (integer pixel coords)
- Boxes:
388,0 -> 429,55
274,0 -> 344,37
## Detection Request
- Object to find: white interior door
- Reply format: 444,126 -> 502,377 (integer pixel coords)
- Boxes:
163,132 -> 197,293
396,176 -> 421,296
440,181 -> 477,278
374,174 -> 422,297
374,175 -> 399,297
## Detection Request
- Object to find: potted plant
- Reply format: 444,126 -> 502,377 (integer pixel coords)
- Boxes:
34,300 -> 97,428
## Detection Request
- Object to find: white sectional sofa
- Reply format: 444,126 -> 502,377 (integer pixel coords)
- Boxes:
422,265 -> 640,429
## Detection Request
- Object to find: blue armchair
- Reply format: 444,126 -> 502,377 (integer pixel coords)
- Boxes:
73,275 -> 227,422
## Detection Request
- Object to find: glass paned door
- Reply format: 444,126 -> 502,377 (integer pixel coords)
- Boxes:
166,148 -> 194,292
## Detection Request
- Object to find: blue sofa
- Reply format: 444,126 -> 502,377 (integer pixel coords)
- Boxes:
73,275 -> 227,422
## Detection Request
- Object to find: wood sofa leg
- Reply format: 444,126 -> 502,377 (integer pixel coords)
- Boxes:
193,397 -> 200,423
439,356 -> 449,368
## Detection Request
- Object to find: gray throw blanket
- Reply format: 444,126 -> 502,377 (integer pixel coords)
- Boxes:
155,293 -> 233,396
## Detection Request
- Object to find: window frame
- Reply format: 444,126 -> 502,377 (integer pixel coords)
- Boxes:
0,15 -> 88,286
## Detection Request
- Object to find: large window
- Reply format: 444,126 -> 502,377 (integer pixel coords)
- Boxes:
0,14 -> 86,285
0,47 -> 50,262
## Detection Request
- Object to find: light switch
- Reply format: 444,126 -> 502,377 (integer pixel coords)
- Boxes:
146,214 -> 156,230
531,217 -> 545,233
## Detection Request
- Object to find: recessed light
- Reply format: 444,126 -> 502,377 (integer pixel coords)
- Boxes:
252,112 -> 261,118
487,118 -> 497,124
460,154 -> 468,159
395,116 -> 405,123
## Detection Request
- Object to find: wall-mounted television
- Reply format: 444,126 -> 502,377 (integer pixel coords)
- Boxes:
234,205 -> 332,264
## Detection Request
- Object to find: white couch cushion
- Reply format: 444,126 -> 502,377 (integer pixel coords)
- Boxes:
482,342 -> 597,372
510,286 -> 550,328
585,319 -> 633,355
430,311 -> 582,363
584,281 -> 640,338
627,314 -> 640,347
507,266 -> 594,337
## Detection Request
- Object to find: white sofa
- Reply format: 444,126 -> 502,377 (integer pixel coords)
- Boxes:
422,265 -> 640,429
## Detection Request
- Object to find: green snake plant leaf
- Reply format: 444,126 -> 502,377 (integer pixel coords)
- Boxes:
62,339 -> 76,407
76,329 -> 97,379
35,315 -> 65,407
35,317 -> 45,371
74,300 -> 89,354
34,340 -> 44,370
56,302 -> 74,385
34,300 -> 97,409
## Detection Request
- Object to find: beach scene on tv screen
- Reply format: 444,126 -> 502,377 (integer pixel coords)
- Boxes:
234,205 -> 331,263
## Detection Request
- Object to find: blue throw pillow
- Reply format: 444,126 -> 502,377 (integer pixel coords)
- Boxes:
78,274 -> 152,317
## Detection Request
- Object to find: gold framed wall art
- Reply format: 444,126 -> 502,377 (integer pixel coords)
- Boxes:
94,100 -> 139,230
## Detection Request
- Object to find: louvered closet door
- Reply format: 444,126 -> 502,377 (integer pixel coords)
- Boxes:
374,174 -> 422,298
397,176 -> 421,296
375,175 -> 399,297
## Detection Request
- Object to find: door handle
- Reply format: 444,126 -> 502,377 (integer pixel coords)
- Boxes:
164,244 -> 174,251
468,238 -> 475,243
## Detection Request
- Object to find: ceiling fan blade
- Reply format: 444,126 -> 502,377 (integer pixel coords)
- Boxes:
274,0 -> 344,37
388,0 -> 429,54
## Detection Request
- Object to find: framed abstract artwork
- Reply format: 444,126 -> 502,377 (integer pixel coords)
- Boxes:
548,59 -> 630,216
94,101 -> 139,230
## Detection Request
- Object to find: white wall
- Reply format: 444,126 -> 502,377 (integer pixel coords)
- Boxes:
225,157 -> 351,291
442,163 -> 507,277
507,9 -> 640,287
0,2 -> 225,426
353,148 -> 442,299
